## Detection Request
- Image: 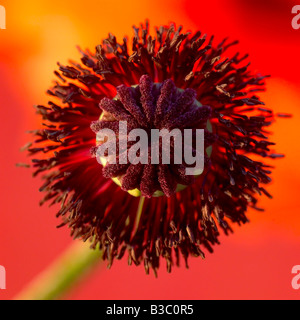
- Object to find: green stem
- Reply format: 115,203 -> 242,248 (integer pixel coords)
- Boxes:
14,197 -> 145,300
133,196 -> 145,235
14,241 -> 102,300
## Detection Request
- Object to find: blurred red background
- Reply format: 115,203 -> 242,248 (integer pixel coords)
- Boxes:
0,0 -> 300,300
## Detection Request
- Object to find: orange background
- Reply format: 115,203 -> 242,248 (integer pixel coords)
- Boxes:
0,0 -> 300,300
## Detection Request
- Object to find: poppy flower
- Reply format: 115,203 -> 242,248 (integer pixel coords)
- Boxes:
26,21 -> 281,275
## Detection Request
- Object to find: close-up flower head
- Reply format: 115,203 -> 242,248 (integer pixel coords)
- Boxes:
26,21 -> 281,275
1,0 -> 300,302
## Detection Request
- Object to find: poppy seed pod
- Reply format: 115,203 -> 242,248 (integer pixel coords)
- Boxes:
92,75 -> 214,198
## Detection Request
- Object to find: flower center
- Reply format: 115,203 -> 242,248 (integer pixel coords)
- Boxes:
91,75 -> 213,198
